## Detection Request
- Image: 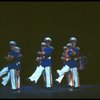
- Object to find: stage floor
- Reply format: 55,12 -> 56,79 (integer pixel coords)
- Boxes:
0,84 -> 100,99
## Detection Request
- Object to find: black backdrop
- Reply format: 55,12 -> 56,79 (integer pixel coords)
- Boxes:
0,1 -> 100,85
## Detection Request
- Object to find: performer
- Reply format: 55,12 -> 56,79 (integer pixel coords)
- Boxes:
67,37 -> 80,89
4,41 -> 19,90
28,37 -> 54,88
0,41 -> 17,78
69,37 -> 88,89
14,46 -> 22,90
56,37 -> 80,89
42,37 -> 54,88
28,42 -> 46,85
1,46 -> 22,89
55,44 -> 72,85
36,42 -> 47,84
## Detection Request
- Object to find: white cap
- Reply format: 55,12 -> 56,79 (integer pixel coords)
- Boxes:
44,37 -> 52,42
67,43 -> 72,47
63,46 -> 67,49
9,41 -> 17,45
41,42 -> 46,46
69,37 -> 77,42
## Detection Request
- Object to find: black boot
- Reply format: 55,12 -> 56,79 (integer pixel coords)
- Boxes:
54,81 -> 60,87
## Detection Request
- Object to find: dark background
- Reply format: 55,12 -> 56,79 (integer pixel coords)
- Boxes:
0,1 -> 99,85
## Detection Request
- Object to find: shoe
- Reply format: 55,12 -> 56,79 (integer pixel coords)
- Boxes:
27,78 -> 31,84
17,90 -> 20,93
0,82 -> 5,88
67,85 -> 73,88
32,80 -> 36,84
67,85 -> 74,92
68,88 -> 73,92
32,81 -> 38,87
13,88 -> 21,93
11,89 -> 18,93
54,80 -> 60,86
17,88 -> 21,93
27,77 -> 30,81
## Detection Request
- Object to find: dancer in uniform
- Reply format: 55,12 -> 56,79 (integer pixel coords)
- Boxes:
4,41 -> 20,90
0,41 -> 17,79
28,37 -> 54,88
1,46 -> 22,90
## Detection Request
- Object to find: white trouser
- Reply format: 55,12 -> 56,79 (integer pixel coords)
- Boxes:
9,69 -> 16,89
0,67 -> 8,77
56,65 -> 70,83
55,71 -> 73,86
55,75 -> 64,83
57,65 -> 70,77
70,68 -> 80,88
44,66 -> 52,88
1,72 -> 10,86
29,65 -> 44,83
